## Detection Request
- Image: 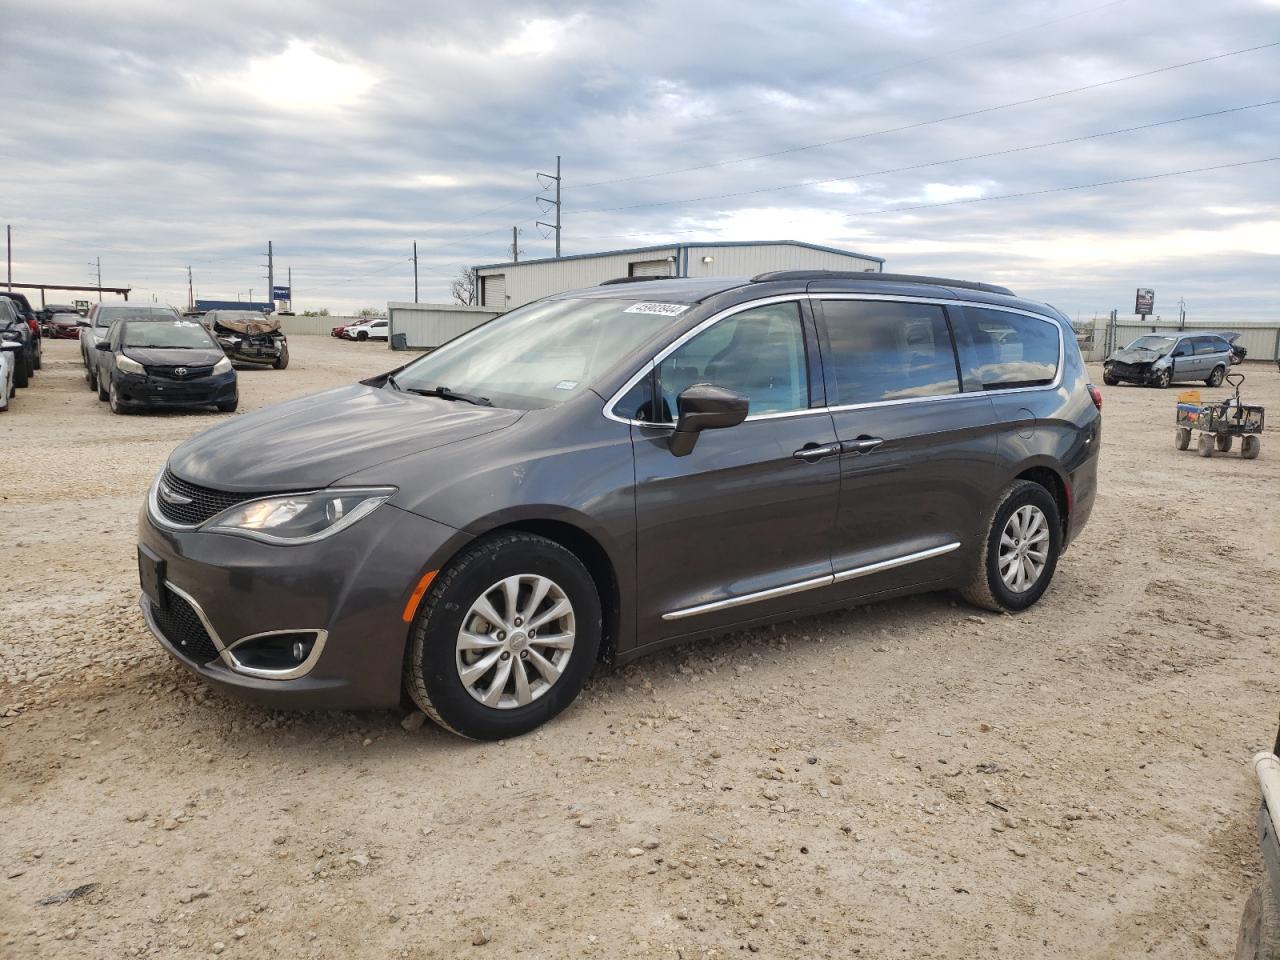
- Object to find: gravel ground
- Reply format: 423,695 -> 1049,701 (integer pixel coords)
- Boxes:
3,337 -> 1279,959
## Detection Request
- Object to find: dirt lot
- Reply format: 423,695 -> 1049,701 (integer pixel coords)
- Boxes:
2,337 -> 1278,958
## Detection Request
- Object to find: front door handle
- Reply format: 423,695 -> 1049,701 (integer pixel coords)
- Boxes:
793,443 -> 842,463
843,436 -> 885,455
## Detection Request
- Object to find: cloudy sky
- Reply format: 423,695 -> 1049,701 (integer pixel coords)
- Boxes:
3,0 -> 1278,320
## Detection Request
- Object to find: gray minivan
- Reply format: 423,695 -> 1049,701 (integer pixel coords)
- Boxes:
1103,331 -> 1234,388
138,271 -> 1101,739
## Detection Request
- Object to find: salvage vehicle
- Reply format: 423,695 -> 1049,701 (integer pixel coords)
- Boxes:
0,338 -> 21,410
341,318 -> 389,341
0,291 -> 42,373
46,311 -> 86,340
1103,332 -> 1234,388
204,310 -> 289,369
0,298 -> 33,388
95,317 -> 237,414
81,303 -> 181,390
138,271 -> 1100,739
1235,724 -> 1280,960
1223,332 -> 1248,364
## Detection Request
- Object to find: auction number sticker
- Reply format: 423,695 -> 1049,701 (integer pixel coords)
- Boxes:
623,302 -> 690,317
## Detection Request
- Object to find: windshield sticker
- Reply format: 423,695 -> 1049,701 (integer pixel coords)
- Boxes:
554,380 -> 579,391
624,302 -> 689,317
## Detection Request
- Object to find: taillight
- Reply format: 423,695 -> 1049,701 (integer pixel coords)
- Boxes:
1087,383 -> 1103,411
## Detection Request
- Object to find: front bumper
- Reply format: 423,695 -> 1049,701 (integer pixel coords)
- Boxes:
1104,361 -> 1165,383
114,369 -> 237,407
138,500 -> 469,709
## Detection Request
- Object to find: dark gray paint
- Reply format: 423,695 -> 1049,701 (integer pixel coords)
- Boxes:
140,274 -> 1100,709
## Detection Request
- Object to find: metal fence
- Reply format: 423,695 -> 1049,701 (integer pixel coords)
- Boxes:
1076,318 -> 1280,363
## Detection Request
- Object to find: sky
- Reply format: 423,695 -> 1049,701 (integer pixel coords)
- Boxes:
2,0 -> 1278,321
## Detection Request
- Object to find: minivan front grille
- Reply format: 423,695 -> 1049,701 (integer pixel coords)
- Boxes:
155,468 -> 256,526
150,589 -> 220,666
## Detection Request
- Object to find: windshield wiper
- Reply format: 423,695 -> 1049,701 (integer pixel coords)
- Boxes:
406,385 -> 493,406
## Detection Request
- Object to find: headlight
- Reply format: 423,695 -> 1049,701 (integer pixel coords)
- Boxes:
213,356 -> 233,374
117,355 -> 145,374
203,488 -> 395,544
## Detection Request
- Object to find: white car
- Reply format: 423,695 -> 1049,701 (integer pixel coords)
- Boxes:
342,318 -> 389,341
0,340 -> 22,411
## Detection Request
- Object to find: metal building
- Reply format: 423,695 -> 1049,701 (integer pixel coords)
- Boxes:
472,240 -> 884,310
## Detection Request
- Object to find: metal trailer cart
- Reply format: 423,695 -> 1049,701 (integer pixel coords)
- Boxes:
1175,373 -> 1264,459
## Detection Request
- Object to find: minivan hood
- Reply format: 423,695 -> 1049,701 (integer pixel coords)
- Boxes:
1109,346 -> 1163,364
168,384 -> 523,492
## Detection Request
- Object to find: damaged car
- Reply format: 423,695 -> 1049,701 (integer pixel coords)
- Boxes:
204,310 -> 289,369
1102,332 -> 1233,388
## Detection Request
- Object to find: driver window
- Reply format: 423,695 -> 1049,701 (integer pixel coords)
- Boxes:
651,302 -> 807,424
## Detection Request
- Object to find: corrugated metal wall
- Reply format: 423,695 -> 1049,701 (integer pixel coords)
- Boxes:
1078,319 -> 1280,362
478,248 -> 677,308
387,302 -> 501,349
683,245 -> 881,278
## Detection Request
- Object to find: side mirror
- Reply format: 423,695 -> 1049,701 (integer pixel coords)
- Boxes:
95,341 -> 111,351
668,383 -> 749,457
76,319 -> 90,327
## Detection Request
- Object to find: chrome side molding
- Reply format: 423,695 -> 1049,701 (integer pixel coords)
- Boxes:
662,541 -> 961,621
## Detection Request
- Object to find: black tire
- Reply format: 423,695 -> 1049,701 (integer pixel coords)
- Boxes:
108,381 -> 128,415
13,354 -> 28,388
97,372 -> 109,401
959,479 -> 1063,614
405,532 -> 602,740
1206,365 -> 1226,387
1102,372 -> 1119,386
272,343 -> 289,370
1175,427 -> 1191,450
1153,368 -> 1171,388
86,360 -> 98,391
217,397 -> 239,413
1216,433 -> 1233,453
1234,879 -> 1280,960
32,341 -> 41,371
357,330 -> 369,341
23,351 -> 34,380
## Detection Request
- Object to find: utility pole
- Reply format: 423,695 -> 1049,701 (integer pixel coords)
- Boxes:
1178,297 -> 1186,329
93,257 -> 102,302
510,226 -> 521,262
413,242 -> 419,303
5,224 -> 10,291
266,240 -> 274,311
187,266 -> 194,312
288,266 -> 292,312
536,155 -> 561,258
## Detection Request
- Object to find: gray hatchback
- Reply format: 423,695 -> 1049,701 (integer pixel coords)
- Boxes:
138,271 -> 1101,739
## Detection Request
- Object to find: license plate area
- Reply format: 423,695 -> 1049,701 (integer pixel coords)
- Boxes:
138,545 -> 166,608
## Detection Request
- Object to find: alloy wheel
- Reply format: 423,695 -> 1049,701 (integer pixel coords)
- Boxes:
998,505 -> 1050,593
455,574 -> 576,709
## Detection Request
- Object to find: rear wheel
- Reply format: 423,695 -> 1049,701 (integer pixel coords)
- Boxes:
32,341 -> 41,370
97,372 -> 109,401
1206,365 -> 1226,387
1175,427 -> 1192,450
1243,436 -> 1261,460
405,532 -> 601,740
86,361 -> 98,391
960,480 -> 1062,613
1216,433 -> 1233,452
13,354 -> 28,388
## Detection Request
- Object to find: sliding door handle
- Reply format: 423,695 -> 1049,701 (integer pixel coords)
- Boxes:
793,443 -> 842,462
843,436 -> 884,455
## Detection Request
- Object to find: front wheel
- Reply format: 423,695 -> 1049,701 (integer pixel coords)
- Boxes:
1175,427 -> 1192,450
1234,879 -> 1280,960
217,397 -> 239,413
1197,432 -> 1215,457
1206,365 -> 1226,387
108,381 -> 128,414
272,343 -> 289,369
13,354 -> 29,388
405,532 -> 602,740
1243,436 -> 1261,460
1102,372 -> 1119,386
357,331 -> 369,341
960,480 -> 1062,613
1153,368 -> 1172,388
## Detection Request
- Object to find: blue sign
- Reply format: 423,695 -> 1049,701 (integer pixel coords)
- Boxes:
272,285 -> 291,301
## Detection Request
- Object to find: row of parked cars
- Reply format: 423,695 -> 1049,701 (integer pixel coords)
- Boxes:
331,317 -> 389,340
76,304 -> 290,414
0,291 -> 46,411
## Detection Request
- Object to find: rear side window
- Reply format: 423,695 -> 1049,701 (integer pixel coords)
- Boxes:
961,307 -> 1060,390
819,300 -> 959,405
1194,336 -> 1226,356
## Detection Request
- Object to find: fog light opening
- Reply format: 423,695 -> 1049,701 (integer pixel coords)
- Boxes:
228,631 -> 322,675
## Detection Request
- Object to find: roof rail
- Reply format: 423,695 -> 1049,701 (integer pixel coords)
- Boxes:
751,270 -> 1015,297
598,275 -> 670,286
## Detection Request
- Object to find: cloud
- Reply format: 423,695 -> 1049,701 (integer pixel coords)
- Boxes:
0,0 -> 1276,318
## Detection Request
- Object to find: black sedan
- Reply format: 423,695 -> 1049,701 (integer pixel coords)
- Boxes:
94,318 -> 238,414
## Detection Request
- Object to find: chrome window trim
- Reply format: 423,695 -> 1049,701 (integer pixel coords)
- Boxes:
662,541 -> 961,621
602,293 -> 1066,427
140,579 -> 329,680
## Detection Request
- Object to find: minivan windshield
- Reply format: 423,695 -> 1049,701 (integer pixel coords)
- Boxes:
1125,335 -> 1175,354
392,298 -> 680,410
123,320 -> 217,350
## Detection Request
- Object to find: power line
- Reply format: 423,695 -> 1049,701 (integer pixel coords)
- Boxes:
571,40 -> 1280,190
575,98 -> 1280,214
